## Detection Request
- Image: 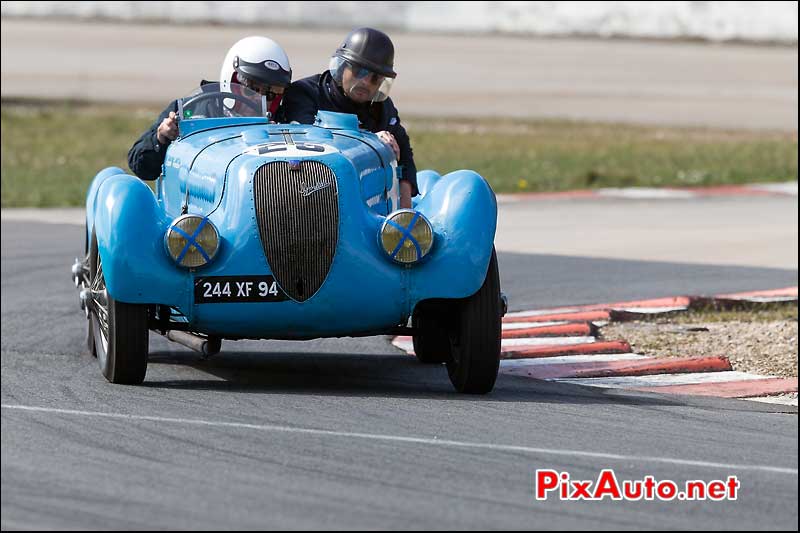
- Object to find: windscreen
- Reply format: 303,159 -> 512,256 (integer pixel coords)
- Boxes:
176,82 -> 267,120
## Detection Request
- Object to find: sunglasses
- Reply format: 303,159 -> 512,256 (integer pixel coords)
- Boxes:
348,64 -> 384,84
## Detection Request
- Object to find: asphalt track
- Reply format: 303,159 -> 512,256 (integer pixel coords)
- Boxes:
2,18 -> 798,529
2,201 -> 798,529
1,18 -> 797,130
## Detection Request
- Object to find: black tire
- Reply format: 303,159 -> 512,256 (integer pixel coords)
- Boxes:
411,303 -> 452,364
205,336 -> 222,357
86,315 -> 96,357
84,224 -> 96,357
446,248 -> 502,394
88,232 -> 149,384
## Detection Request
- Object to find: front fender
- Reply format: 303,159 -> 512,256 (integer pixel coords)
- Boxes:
410,169 -> 498,303
85,166 -> 128,250
91,173 -> 191,308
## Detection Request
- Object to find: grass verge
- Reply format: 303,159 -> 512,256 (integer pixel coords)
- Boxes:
2,99 -> 797,207
601,303 -> 798,378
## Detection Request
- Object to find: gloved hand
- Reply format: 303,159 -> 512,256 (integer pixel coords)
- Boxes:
376,130 -> 400,160
157,111 -> 179,145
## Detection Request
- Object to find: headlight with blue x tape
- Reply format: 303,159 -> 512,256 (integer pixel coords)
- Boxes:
379,209 -> 434,264
165,214 -> 220,268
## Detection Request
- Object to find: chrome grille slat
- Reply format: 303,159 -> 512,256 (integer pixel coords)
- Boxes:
253,161 -> 339,302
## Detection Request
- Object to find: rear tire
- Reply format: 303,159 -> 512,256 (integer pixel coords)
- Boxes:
445,248 -> 502,394
88,232 -> 149,384
205,336 -> 222,357
411,303 -> 452,364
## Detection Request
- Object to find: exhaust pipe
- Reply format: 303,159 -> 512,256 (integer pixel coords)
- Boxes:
163,330 -> 221,358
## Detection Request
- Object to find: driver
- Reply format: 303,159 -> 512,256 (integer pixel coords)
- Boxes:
278,28 -> 417,208
127,36 -> 292,180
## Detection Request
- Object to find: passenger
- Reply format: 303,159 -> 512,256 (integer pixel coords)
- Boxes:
128,36 -> 292,180
278,27 -> 417,208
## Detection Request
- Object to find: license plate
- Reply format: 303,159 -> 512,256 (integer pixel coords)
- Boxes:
195,276 -> 289,303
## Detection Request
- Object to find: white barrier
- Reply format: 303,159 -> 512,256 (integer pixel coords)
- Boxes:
1,1 -> 797,44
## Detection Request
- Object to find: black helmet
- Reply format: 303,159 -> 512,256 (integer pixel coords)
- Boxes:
334,27 -> 397,79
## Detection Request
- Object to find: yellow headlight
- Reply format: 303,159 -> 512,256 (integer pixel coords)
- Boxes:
165,215 -> 220,268
380,209 -> 433,264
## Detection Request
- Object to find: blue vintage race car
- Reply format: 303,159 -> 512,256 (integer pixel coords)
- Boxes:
72,83 -> 504,393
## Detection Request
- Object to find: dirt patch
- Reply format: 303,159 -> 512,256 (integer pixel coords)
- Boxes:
601,308 -> 798,378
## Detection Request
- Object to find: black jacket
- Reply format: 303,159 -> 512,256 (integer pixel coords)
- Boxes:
127,100 -> 178,180
128,80 -> 217,181
278,72 -> 418,195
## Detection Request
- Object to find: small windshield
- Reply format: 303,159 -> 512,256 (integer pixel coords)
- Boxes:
176,82 -> 268,120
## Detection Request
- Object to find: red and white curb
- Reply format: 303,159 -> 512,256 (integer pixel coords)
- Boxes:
392,287 -> 798,406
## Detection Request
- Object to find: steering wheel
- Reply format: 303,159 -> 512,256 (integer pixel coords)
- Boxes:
180,91 -> 262,117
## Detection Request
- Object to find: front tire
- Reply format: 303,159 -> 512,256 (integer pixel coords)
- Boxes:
86,315 -> 96,357
88,233 -> 149,384
84,224 -> 96,358
445,248 -> 502,394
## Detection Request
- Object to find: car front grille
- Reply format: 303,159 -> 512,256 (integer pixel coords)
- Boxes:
253,160 -> 339,302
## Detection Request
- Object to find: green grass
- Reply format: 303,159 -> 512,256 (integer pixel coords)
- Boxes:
2,101 -> 156,207
669,303 -> 799,323
406,117 -> 798,192
617,301 -> 798,325
2,100 -> 797,206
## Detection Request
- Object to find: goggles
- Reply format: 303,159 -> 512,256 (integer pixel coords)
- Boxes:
237,73 -> 285,101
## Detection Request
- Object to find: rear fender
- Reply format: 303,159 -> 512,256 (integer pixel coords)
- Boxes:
414,169 -> 443,200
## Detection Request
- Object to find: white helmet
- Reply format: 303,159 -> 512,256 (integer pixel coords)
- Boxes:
219,36 -> 292,95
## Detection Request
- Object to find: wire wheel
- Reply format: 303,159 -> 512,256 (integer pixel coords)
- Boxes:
88,232 -> 149,384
